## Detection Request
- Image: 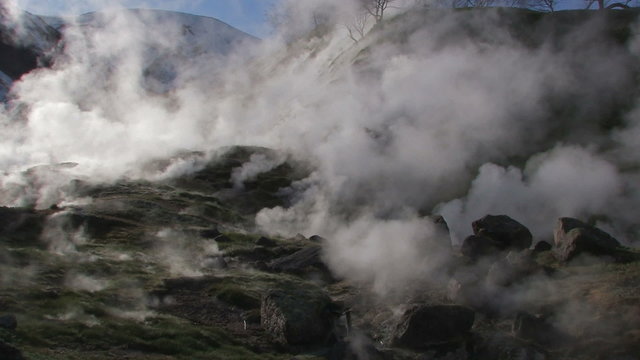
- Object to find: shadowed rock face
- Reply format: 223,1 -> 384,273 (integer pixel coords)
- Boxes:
0,341 -> 24,360
391,305 -> 475,349
472,215 -> 533,251
554,217 -> 621,261
261,288 -> 335,347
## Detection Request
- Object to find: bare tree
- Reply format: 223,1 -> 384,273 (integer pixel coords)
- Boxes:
586,0 -> 632,9
346,11 -> 370,43
360,0 -> 394,23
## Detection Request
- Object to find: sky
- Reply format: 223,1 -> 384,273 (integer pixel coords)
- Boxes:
15,0 -> 281,37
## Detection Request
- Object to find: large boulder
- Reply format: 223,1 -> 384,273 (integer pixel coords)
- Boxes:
391,305 -> 475,349
0,314 -> 17,330
261,287 -> 335,347
512,312 -> 569,347
486,250 -> 540,288
472,215 -> 532,250
553,217 -> 621,262
0,341 -> 24,360
461,235 -> 502,261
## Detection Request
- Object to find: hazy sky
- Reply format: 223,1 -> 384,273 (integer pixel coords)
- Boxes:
16,0 -> 280,37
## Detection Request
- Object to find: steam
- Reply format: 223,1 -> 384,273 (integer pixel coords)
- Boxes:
231,153 -> 286,190
0,0 -> 639,297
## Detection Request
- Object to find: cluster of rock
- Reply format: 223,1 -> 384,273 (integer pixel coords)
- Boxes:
0,314 -> 23,360
256,214 -> 627,358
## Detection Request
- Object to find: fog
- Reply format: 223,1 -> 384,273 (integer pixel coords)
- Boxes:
0,0 -> 639,298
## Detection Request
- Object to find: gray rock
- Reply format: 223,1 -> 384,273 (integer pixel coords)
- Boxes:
461,235 -> 502,261
261,288 -> 335,346
0,314 -> 17,330
512,312 -> 569,347
486,250 -> 539,287
309,235 -> 326,243
255,236 -> 277,247
391,305 -> 475,349
472,215 -> 533,250
553,217 -> 621,262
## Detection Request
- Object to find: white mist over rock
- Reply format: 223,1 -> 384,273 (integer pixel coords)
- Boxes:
0,0 -> 639,295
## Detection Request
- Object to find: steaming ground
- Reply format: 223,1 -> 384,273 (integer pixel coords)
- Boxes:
1,1 -> 640,291
0,2 -> 640,358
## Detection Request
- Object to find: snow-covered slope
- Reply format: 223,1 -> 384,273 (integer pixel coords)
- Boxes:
75,9 -> 257,58
0,10 -> 59,100
69,8 -> 258,92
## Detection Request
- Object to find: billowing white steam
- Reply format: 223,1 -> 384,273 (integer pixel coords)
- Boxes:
1,0 -> 639,294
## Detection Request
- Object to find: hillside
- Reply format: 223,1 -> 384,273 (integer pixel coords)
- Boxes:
1,5 -> 640,360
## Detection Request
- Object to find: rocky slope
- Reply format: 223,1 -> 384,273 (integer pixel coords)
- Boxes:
0,145 -> 638,360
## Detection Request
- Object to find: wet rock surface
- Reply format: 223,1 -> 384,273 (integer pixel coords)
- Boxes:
391,305 -> 475,349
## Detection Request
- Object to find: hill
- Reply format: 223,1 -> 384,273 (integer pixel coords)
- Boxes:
1,5 -> 640,360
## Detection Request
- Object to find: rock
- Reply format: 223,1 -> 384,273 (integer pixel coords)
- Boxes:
256,236 -> 277,247
290,233 -> 308,242
461,235 -> 502,261
430,214 -> 451,235
429,214 -> 454,253
202,255 -> 228,270
199,228 -> 221,239
512,312 -> 568,347
261,288 -> 335,346
0,314 -> 17,330
486,250 -> 539,288
309,235 -> 326,243
472,215 -> 532,250
471,333 -> 548,360
268,246 -> 328,275
391,305 -> 475,349
533,241 -> 552,253
0,341 -> 24,360
554,218 -> 621,262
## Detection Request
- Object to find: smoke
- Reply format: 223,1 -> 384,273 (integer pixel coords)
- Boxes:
231,152 -> 286,190
0,0 -> 639,296
437,145 -> 624,245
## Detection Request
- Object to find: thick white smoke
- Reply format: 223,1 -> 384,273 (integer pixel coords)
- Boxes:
0,0 -> 639,294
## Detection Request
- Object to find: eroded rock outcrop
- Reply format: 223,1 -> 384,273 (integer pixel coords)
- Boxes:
554,217 -> 621,262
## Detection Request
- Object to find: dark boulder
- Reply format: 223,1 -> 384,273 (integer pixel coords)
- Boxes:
512,312 -> 568,347
0,314 -> 17,330
533,241 -> 552,253
0,341 -> 24,360
553,218 -> 621,262
486,250 -> 540,288
261,288 -> 335,347
267,246 -> 328,275
461,235 -> 502,261
256,236 -> 277,247
391,305 -> 475,349
472,215 -> 532,250
309,235 -> 326,242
